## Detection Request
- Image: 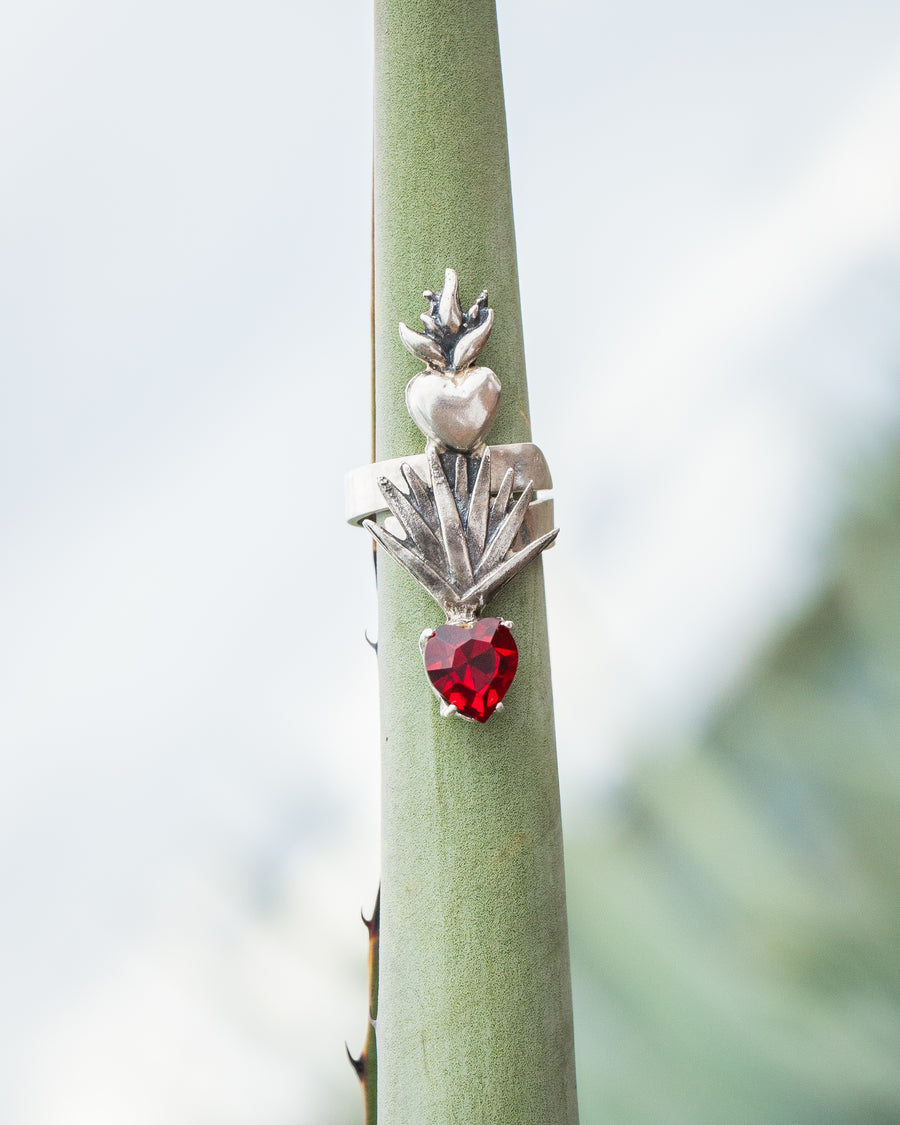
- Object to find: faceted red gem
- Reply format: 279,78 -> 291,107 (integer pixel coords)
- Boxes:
423,617 -> 519,723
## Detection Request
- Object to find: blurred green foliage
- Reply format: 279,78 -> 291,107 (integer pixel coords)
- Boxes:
569,450 -> 900,1124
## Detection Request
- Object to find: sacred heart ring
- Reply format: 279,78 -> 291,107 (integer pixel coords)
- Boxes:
346,268 -> 558,723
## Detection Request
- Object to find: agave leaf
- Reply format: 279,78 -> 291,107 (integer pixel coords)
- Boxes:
462,528 -> 560,607
452,307 -> 494,371
399,322 -> 446,370
438,267 -> 463,333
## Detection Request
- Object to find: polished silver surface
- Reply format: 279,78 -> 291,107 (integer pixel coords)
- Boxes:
406,365 -> 500,453
363,442 -> 558,624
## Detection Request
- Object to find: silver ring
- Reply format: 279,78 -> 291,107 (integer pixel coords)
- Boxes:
348,267 -> 559,722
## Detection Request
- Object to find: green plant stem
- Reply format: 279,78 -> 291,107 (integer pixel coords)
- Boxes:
372,2 -> 579,1122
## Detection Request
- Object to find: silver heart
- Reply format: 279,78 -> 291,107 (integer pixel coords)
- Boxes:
405,366 -> 501,451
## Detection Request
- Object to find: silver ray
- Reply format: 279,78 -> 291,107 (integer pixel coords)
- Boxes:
488,467 -> 515,538
363,518 -> 459,609
376,474 -> 445,570
466,448 -> 492,563
462,528 -> 560,607
475,481 -> 535,578
400,463 -> 438,530
454,453 -> 468,504
428,444 -> 474,590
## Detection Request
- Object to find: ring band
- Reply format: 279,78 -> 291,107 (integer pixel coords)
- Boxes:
345,441 -> 552,526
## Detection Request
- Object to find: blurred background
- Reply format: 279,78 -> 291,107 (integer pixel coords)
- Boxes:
3,1 -> 900,1121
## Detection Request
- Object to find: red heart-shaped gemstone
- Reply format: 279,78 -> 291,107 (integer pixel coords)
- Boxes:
423,617 -> 518,723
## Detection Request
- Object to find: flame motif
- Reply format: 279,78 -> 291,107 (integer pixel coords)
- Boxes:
399,268 -> 493,375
